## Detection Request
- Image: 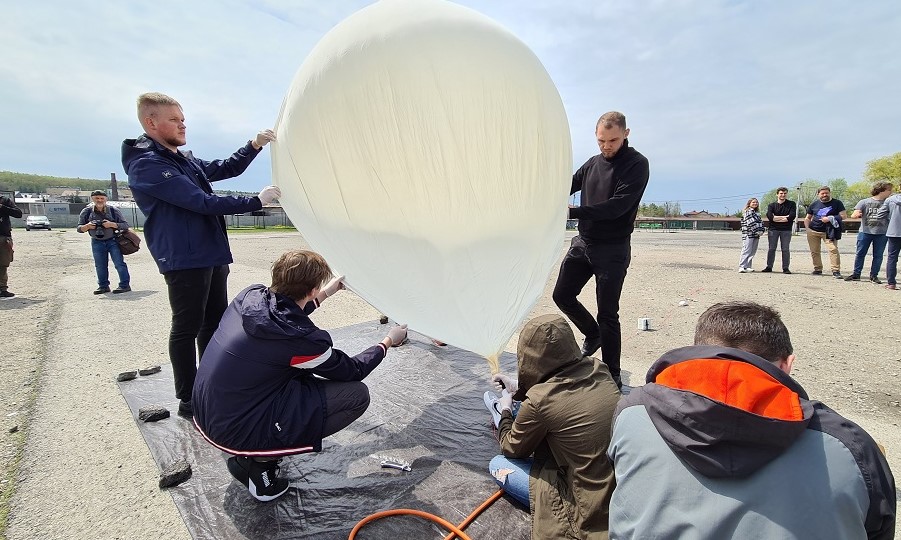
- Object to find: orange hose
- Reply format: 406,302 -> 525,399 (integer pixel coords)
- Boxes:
348,489 -> 506,540
444,489 -> 506,540
348,509 -> 472,540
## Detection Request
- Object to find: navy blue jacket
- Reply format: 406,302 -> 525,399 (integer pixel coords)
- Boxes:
192,285 -> 387,455
121,135 -> 263,273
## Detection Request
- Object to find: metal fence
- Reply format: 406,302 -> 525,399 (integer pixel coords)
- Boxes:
9,202 -> 296,231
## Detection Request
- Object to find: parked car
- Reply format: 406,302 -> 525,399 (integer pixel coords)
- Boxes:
25,215 -> 52,231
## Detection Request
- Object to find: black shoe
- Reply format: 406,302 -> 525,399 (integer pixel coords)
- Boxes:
870,276 -> 882,284
811,270 -> 822,275
247,458 -> 290,502
580,336 -> 602,357
112,285 -> 131,294
94,287 -> 111,294
0,290 -> 14,298
844,274 -> 860,281
177,400 -> 193,418
611,373 -> 623,390
760,267 -> 772,273
227,456 -> 251,487
783,269 -> 792,274
833,272 -> 843,279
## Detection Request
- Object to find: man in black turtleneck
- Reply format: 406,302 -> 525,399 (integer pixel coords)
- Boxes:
552,111 -> 649,388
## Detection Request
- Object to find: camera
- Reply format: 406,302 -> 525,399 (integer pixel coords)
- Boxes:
92,219 -> 105,229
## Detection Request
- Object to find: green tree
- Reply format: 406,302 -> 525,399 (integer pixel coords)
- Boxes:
663,201 -> 682,217
843,180 -> 871,208
863,152 -> 901,183
827,178 -> 848,201
638,202 -> 665,217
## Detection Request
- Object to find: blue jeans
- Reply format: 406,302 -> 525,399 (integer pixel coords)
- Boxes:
852,232 -> 888,278
91,238 -> 130,288
886,237 -> 900,286
489,455 -> 531,509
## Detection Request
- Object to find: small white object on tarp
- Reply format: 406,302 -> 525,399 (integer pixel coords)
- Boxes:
272,0 -> 572,361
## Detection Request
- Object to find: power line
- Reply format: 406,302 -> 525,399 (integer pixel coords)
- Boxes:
642,191 -> 765,204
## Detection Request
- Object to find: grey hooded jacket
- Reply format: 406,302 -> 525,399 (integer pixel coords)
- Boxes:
608,345 -> 896,539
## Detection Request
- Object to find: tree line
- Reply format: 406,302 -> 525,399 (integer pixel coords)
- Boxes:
0,171 -> 110,193
0,170 -> 256,198
638,151 -> 901,217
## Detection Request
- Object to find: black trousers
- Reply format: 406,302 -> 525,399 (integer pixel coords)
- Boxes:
552,236 -> 630,377
320,381 -> 371,438
164,265 -> 230,401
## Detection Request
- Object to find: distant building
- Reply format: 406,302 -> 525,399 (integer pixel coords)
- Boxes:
683,210 -> 721,218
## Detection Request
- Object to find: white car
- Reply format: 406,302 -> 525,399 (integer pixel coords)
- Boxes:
25,215 -> 52,231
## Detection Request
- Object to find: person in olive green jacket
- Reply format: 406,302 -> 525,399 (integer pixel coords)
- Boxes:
486,314 -> 621,539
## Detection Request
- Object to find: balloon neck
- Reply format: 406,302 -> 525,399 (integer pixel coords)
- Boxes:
486,353 -> 500,375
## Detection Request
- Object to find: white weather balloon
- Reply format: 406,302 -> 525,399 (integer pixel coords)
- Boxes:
272,0 -> 571,363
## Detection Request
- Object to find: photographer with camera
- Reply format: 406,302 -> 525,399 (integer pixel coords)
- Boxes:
0,193 -> 23,298
77,190 -> 132,295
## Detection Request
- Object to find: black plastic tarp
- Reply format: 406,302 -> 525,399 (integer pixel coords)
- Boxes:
118,320 -> 531,539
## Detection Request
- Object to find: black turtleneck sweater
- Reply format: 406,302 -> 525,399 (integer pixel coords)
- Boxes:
568,140 -> 649,244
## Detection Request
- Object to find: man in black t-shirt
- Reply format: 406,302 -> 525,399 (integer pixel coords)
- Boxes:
804,186 -> 847,278
762,187 -> 797,274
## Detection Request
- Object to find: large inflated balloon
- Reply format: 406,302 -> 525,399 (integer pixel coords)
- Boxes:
272,0 -> 571,361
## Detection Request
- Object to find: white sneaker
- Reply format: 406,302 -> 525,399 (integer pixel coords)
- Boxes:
745,268 -> 754,272
484,391 -> 502,428
738,268 -> 747,273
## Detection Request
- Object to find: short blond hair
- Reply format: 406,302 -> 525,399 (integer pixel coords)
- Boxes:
596,111 -> 627,131
270,250 -> 333,301
137,92 -> 181,128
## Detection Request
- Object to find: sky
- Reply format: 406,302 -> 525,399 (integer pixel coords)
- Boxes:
1,0 -> 899,213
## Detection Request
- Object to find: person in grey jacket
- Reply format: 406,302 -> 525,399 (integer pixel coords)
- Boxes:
608,301 -> 895,540
77,190 -> 131,294
884,190 -> 901,289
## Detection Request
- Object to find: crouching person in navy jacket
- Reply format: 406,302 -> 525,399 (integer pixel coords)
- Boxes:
192,249 -> 408,502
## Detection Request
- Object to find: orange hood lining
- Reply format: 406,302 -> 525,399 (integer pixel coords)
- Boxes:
655,359 -> 803,421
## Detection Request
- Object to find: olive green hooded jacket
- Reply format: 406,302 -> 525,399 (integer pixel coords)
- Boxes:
498,314 -> 620,539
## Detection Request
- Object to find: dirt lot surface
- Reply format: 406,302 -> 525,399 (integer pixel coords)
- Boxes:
1,228 -> 898,539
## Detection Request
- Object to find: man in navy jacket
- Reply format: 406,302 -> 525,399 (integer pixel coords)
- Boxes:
193,250 -> 408,502
122,92 -> 281,418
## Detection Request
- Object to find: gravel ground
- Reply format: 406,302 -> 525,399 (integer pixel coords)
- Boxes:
1,228 -> 898,539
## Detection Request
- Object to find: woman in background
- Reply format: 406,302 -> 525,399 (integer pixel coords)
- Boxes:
739,198 -> 765,273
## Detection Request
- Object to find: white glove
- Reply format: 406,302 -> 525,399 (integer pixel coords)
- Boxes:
498,389 -> 513,413
491,373 -> 518,394
253,129 -> 276,148
321,275 -> 344,298
386,324 -> 408,347
258,185 -> 281,205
